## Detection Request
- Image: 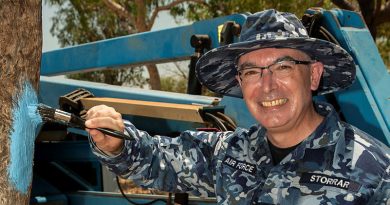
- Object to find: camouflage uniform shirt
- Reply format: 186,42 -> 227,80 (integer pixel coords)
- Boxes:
91,102 -> 390,204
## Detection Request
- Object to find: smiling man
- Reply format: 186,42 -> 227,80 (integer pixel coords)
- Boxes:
86,10 -> 390,204
236,48 -> 324,149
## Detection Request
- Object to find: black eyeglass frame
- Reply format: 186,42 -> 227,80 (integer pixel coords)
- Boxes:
237,59 -> 315,72
236,59 -> 316,81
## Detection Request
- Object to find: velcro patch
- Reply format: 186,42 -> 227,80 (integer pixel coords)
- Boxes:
299,173 -> 361,192
223,155 -> 257,175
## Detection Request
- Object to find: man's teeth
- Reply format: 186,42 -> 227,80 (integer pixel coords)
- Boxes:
261,99 -> 287,107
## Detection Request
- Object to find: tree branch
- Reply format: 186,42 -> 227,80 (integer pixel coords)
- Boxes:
330,0 -> 356,10
373,0 -> 382,26
375,0 -> 382,15
358,0 -> 376,23
315,0 -> 324,7
376,0 -> 390,25
102,0 -> 135,24
173,62 -> 188,79
147,0 -> 206,30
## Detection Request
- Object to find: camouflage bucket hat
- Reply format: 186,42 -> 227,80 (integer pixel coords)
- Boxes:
195,9 -> 356,98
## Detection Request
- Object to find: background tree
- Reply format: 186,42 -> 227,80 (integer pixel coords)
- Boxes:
47,0 -> 389,92
160,62 -> 188,93
172,0 -> 390,68
46,0 -> 148,88
46,0 -> 205,90
0,0 -> 42,204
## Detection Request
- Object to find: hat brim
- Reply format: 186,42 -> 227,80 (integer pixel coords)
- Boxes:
195,37 -> 356,98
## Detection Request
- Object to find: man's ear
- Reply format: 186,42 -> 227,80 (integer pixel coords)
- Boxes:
310,62 -> 324,91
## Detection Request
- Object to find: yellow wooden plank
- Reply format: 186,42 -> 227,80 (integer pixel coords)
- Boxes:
81,97 -> 206,123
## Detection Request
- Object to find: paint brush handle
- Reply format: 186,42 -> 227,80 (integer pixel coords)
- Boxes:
70,114 -> 133,141
95,127 -> 134,141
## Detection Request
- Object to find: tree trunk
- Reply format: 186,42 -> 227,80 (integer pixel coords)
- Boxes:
0,1 -> 42,204
134,0 -> 161,90
146,64 -> 161,90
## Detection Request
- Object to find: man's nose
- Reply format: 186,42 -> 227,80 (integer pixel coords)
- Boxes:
259,70 -> 277,93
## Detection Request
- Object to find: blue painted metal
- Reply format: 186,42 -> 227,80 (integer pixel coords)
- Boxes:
50,161 -> 95,191
34,141 -> 103,191
41,14 -> 247,76
220,96 -> 256,128
307,9 -> 390,144
35,141 -> 98,162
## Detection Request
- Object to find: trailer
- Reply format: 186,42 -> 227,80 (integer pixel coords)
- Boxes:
31,8 -> 390,205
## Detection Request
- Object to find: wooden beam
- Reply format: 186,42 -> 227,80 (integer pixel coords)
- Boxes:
81,97 -> 206,123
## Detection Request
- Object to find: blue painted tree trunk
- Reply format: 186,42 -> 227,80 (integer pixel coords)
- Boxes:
0,1 -> 42,204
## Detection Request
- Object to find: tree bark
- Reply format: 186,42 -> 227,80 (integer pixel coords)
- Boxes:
0,0 -> 42,204
357,0 -> 378,38
146,64 -> 162,90
331,0 -> 356,10
134,0 -> 162,90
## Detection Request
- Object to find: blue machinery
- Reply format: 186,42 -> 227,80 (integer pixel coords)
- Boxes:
32,8 -> 390,205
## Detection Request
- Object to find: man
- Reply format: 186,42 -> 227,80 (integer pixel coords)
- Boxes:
86,10 -> 390,204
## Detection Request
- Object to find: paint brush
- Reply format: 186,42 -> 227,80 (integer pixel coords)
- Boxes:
37,104 -> 134,141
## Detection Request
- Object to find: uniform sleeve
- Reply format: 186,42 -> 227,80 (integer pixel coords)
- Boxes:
90,120 -> 233,197
368,165 -> 390,204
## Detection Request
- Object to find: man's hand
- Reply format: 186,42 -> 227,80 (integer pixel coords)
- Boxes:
85,105 -> 125,155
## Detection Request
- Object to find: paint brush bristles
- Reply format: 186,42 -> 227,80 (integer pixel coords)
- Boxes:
35,103 -> 56,122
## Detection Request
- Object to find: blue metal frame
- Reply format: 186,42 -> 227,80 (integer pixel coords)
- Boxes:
41,14 -> 246,76
306,8 -> 390,144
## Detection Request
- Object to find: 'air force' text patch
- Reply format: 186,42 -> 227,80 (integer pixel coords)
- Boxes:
223,155 -> 257,175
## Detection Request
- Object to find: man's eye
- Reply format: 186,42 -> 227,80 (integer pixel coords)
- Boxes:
242,70 -> 260,76
275,63 -> 293,71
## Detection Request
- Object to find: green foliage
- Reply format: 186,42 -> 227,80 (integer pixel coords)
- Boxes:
160,76 -> 187,93
171,0 -> 334,22
68,67 -> 147,87
376,23 -> 390,70
46,0 -> 147,86
47,0 -> 134,46
160,75 -> 218,96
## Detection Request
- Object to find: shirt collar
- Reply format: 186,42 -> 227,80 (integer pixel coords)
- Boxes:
302,101 -> 343,149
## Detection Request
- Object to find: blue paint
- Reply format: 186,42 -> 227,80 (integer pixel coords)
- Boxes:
8,82 -> 42,194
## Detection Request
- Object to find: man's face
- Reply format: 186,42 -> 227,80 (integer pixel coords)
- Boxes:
237,48 -> 323,133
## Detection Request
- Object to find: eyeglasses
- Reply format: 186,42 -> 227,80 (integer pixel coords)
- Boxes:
237,59 -> 315,83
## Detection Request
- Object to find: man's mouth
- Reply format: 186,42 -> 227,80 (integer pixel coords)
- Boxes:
261,98 -> 288,107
